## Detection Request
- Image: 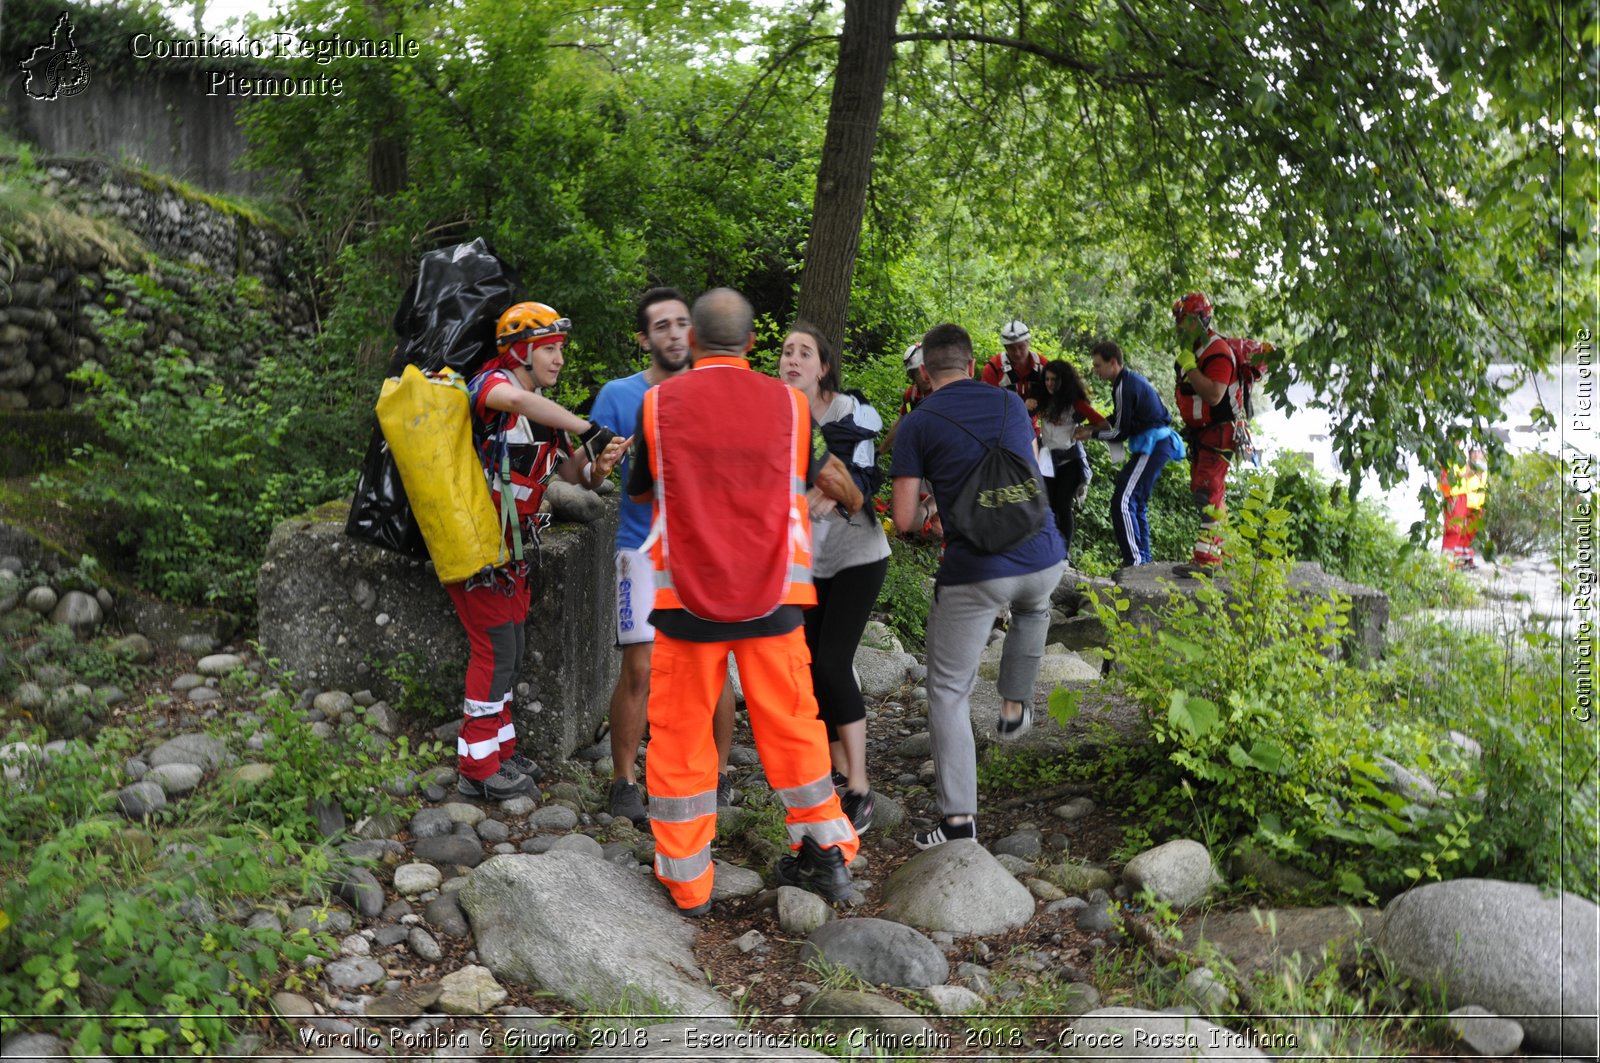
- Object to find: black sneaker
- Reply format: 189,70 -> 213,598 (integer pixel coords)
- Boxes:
913,817 -> 977,849
716,772 -> 740,807
840,789 -> 874,833
503,753 -> 542,782
457,766 -> 535,801
831,770 -> 848,792
773,835 -> 853,902
608,778 -> 649,826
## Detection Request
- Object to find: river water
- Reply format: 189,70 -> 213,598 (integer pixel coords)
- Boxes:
1249,364 -> 1597,540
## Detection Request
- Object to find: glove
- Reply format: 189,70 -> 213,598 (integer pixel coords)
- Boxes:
1073,484 -> 1088,508
573,423 -> 617,464
1175,349 -> 1198,374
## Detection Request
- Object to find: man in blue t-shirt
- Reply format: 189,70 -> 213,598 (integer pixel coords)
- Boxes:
889,323 -> 1066,851
588,287 -> 736,826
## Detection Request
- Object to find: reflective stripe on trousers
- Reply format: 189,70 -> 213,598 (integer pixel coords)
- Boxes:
646,628 -> 859,910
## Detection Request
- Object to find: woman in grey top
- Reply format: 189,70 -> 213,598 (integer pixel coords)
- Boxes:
778,323 -> 891,832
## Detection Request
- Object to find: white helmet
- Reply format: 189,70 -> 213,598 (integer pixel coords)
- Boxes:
902,342 -> 924,372
1000,319 -> 1030,345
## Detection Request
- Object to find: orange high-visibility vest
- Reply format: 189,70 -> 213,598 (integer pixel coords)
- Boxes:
641,356 -> 815,622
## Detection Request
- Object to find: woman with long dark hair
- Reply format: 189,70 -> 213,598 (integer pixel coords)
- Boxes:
1038,359 -> 1105,565
778,321 -> 890,832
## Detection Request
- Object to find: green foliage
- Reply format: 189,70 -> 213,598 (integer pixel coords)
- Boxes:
1371,619 -> 1594,900
51,263 -> 364,609
1236,453 -> 1473,613
0,730 -> 326,1056
975,747 -> 1074,795
241,0 -> 822,375
1479,450 -> 1575,559
0,666 -> 435,1054
1087,480 -> 1460,898
875,537 -> 940,646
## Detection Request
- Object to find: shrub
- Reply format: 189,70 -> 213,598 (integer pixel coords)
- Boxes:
1237,452 -> 1473,614
53,263 -> 368,610
1371,620 -> 1594,901
1072,481 -> 1455,900
1478,450 -> 1574,558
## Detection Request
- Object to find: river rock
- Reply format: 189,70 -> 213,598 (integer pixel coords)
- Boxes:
1122,839 -> 1221,909
459,852 -> 729,1015
777,886 -> 834,935
49,590 -> 101,634
879,842 -> 1035,935
800,918 -> 949,988
148,733 -> 228,772
437,964 -> 508,1013
145,762 -> 204,795
196,653 -> 246,676
1376,878 -> 1597,1055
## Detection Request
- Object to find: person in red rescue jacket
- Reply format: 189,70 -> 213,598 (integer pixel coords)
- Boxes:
627,288 -> 860,916
454,302 -> 629,801
981,319 -> 1048,416
1171,292 -> 1241,574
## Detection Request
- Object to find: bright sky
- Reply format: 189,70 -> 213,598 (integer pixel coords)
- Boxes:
165,0 -> 280,34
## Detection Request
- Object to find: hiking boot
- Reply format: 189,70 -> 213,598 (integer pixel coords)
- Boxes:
457,766 -> 535,801
608,778 -> 649,826
913,817 -> 977,850
503,753 -> 542,782
717,772 -> 741,808
840,789 -> 875,834
996,702 -> 1033,742
1172,562 -> 1214,580
679,899 -> 712,918
773,835 -> 853,903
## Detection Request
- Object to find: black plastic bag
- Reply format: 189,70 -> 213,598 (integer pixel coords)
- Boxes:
392,238 -> 521,376
347,239 -> 520,557
344,421 -> 428,558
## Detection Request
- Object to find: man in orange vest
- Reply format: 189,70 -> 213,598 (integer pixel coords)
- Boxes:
627,288 -> 860,916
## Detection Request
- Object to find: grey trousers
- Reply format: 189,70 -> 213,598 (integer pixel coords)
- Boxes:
924,562 -> 1065,819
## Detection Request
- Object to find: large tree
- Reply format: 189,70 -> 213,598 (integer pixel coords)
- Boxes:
785,0 -> 1592,488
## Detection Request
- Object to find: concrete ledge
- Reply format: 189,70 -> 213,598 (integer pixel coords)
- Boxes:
257,498 -> 620,763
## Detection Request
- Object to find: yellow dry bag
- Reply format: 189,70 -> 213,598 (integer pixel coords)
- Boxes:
376,365 -> 504,584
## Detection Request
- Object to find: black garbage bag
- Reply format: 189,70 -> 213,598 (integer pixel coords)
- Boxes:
393,237 -> 521,375
346,239 -> 520,557
344,419 -> 428,558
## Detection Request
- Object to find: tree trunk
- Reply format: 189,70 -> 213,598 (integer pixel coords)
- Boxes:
795,0 -> 903,353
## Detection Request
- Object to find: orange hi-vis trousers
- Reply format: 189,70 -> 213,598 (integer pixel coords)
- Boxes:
645,627 -> 860,910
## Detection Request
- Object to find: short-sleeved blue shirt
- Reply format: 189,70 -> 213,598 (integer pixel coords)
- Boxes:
890,379 -> 1065,585
588,370 -> 653,551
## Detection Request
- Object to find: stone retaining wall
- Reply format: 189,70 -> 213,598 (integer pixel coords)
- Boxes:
257,499 -> 621,765
0,156 -> 308,410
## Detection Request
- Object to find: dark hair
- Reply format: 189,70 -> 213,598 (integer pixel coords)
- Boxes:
921,323 -> 973,374
784,320 -> 840,394
1041,358 -> 1090,424
690,288 -> 754,353
635,286 -> 689,335
1089,340 -> 1124,366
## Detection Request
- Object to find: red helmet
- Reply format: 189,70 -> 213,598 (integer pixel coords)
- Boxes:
1172,292 -> 1213,325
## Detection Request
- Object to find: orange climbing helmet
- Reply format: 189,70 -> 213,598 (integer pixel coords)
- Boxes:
496,302 -> 570,364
